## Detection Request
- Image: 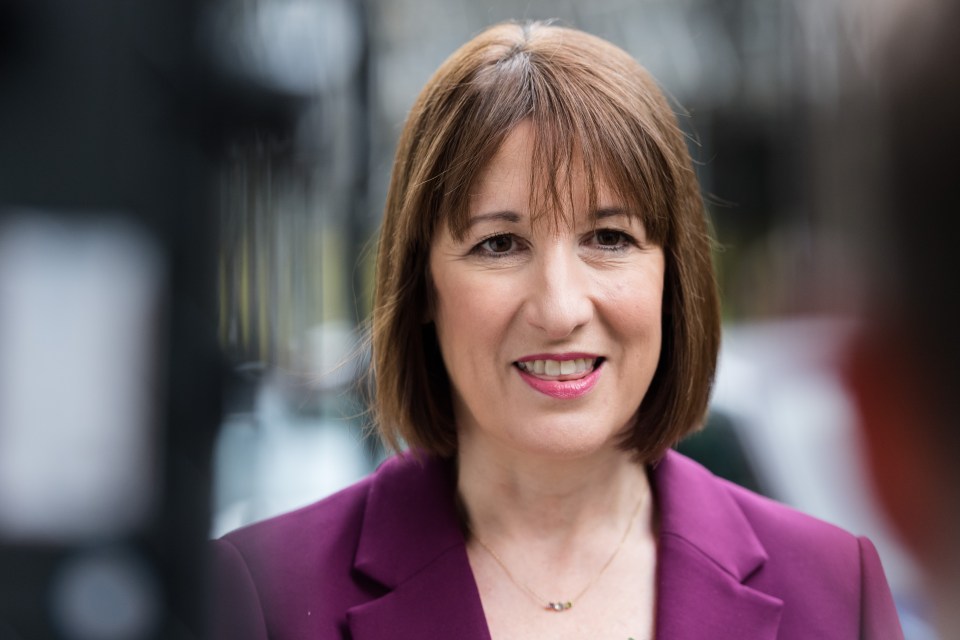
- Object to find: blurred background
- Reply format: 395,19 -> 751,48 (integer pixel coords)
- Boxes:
0,0 -> 935,638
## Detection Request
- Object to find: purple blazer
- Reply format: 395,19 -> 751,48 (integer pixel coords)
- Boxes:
210,451 -> 904,639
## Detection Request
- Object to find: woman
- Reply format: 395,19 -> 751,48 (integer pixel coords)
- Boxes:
211,22 -> 903,639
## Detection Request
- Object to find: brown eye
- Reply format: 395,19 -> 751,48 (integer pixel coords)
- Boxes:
481,235 -> 514,253
595,230 -> 624,247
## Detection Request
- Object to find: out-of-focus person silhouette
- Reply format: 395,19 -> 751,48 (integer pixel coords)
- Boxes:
842,1 -> 960,637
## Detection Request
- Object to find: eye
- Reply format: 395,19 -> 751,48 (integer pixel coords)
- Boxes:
595,229 -> 624,246
478,234 -> 516,254
590,229 -> 634,250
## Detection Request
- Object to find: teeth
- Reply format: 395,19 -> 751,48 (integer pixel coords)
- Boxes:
518,358 -> 597,377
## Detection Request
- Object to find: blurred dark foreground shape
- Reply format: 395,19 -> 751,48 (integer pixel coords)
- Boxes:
835,1 -> 960,638
0,0 -> 303,637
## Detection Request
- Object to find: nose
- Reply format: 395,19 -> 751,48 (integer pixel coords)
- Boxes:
523,241 -> 593,340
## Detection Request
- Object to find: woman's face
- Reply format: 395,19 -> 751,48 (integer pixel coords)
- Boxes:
428,121 -> 665,460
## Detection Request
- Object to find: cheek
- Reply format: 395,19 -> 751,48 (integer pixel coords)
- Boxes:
435,299 -> 475,352
602,272 -> 664,332
432,271 -> 506,356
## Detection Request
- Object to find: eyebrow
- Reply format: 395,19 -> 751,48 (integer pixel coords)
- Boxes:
465,207 -> 637,230
593,207 -> 635,221
465,211 -> 522,228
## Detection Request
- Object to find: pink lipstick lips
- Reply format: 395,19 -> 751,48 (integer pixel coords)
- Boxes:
514,353 -> 604,399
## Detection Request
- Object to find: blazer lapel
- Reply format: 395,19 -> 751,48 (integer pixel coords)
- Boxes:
347,546 -> 490,640
346,450 -> 782,640
652,452 -> 783,639
346,453 -> 491,640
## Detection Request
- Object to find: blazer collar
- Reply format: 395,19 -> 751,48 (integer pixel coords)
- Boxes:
347,450 -> 782,640
652,451 -> 783,639
347,453 -> 491,640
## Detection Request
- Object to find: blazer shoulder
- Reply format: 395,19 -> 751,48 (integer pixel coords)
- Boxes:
221,472 -> 374,558
218,451 -> 449,570
657,451 -> 858,559
210,472 -> 384,640
718,475 -> 860,557
654,452 -> 902,639
715,472 -> 902,638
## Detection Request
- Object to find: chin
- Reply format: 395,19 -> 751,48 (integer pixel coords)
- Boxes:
503,420 -> 624,461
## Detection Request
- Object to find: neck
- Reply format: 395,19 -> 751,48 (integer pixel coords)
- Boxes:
457,431 -> 653,546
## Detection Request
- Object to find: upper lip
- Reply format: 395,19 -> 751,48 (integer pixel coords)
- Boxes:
515,352 -> 601,362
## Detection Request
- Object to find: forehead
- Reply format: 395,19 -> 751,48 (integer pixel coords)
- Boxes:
473,122 -> 534,189
468,121 -> 536,205
463,122 -> 627,230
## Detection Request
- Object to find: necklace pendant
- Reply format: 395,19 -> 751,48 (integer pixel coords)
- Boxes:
547,601 -> 573,612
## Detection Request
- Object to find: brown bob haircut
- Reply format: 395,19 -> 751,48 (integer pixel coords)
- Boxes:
371,21 -> 720,462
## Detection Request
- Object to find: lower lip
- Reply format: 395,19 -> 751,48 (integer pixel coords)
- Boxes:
516,364 -> 603,399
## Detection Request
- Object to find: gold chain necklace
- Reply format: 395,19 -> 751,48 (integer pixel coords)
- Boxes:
470,493 -> 645,612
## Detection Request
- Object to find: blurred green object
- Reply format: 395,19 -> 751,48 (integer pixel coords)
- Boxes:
676,411 -> 763,496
